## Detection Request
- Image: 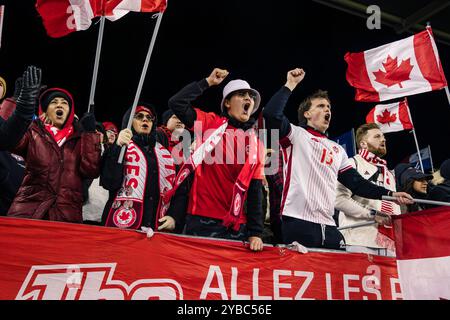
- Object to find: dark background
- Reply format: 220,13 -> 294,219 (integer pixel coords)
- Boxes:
0,0 -> 449,169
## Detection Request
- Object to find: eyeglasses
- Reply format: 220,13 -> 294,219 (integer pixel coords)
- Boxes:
234,90 -> 257,100
134,113 -> 155,121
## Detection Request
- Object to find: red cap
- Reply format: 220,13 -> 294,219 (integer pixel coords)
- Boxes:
103,121 -> 118,134
135,105 -> 154,116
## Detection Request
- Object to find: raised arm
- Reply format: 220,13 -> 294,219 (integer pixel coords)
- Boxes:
338,168 -> 413,205
168,68 -> 229,128
263,68 -> 305,138
0,66 -> 41,150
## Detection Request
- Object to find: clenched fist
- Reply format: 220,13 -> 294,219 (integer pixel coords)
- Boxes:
206,68 -> 229,87
116,128 -> 132,147
285,68 -> 305,91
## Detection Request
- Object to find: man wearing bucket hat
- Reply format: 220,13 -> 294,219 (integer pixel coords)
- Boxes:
263,68 -> 413,250
7,85 -> 101,222
168,68 -> 266,251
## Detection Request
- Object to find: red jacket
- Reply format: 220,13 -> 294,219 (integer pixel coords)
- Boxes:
7,88 -> 101,222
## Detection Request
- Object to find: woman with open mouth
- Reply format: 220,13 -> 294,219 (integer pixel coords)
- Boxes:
7,86 -> 101,223
101,103 -> 187,234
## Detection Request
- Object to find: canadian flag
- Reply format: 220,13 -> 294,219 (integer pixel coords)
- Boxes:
366,99 -> 413,133
394,207 -> 450,300
345,27 -> 447,102
36,0 -> 167,38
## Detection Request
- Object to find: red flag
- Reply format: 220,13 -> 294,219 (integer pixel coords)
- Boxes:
36,0 -> 167,38
366,99 -> 413,133
393,207 -> 450,300
345,27 -> 447,102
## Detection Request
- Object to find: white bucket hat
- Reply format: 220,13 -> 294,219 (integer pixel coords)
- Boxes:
220,79 -> 261,115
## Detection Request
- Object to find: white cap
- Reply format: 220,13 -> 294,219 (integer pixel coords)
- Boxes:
220,79 -> 261,115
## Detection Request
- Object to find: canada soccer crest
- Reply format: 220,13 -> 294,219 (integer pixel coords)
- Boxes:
113,207 -> 137,228
233,193 -> 242,216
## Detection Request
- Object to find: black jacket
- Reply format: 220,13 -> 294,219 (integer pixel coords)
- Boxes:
428,180 -> 450,204
100,106 -> 187,232
0,151 -> 25,215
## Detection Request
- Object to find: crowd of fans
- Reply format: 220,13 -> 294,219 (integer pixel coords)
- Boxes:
0,66 -> 449,254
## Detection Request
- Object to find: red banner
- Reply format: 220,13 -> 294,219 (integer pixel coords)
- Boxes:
0,217 -> 402,300
394,206 -> 450,300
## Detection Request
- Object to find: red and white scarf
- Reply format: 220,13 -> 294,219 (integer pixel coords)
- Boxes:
43,123 -> 74,147
359,149 -> 397,251
163,116 -> 260,231
105,141 -> 176,230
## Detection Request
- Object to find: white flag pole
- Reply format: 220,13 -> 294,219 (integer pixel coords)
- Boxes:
118,12 -> 165,163
0,5 -> 5,49
351,127 -> 357,156
87,16 -> 106,113
427,22 -> 450,108
405,98 -> 424,172
444,86 -> 450,107
338,221 -> 377,231
427,145 -> 435,172
383,196 -> 450,207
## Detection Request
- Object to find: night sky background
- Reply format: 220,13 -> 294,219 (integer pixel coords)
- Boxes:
0,0 -> 449,170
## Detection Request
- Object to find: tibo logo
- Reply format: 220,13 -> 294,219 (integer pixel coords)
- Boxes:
16,263 -> 183,300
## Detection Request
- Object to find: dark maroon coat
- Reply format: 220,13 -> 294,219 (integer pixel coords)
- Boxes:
7,88 -> 101,222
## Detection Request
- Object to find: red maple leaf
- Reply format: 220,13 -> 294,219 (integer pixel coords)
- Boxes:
373,55 -> 413,88
377,109 -> 397,125
119,211 -> 130,221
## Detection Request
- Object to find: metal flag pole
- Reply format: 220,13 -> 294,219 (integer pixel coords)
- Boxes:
382,195 -> 450,207
405,98 -> 424,172
351,127 -> 357,156
0,5 -> 5,49
87,16 -> 106,113
428,145 -> 435,172
118,12 -> 165,163
444,86 -> 450,107
427,22 -> 450,108
338,221 -> 377,231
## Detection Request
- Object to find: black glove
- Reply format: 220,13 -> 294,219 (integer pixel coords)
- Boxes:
15,66 -> 42,121
13,77 -> 23,101
80,110 -> 96,132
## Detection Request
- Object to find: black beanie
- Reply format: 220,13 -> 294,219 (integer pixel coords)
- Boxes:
440,159 -> 450,180
162,109 -> 174,126
40,90 -> 72,113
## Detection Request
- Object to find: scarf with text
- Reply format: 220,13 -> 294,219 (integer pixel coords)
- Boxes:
105,141 -> 176,230
359,148 -> 397,251
163,116 -> 260,231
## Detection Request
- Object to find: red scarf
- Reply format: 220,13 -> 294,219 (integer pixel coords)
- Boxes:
43,123 -> 74,147
163,116 -> 260,231
105,141 -> 176,230
359,149 -> 396,251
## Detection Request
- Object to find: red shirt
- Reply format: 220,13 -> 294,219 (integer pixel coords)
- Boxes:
188,109 -> 264,223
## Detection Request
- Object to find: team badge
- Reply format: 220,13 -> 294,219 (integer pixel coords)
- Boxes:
113,207 -> 137,228
233,193 -> 242,216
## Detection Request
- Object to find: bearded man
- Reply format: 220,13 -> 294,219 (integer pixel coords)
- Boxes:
335,123 -> 400,253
